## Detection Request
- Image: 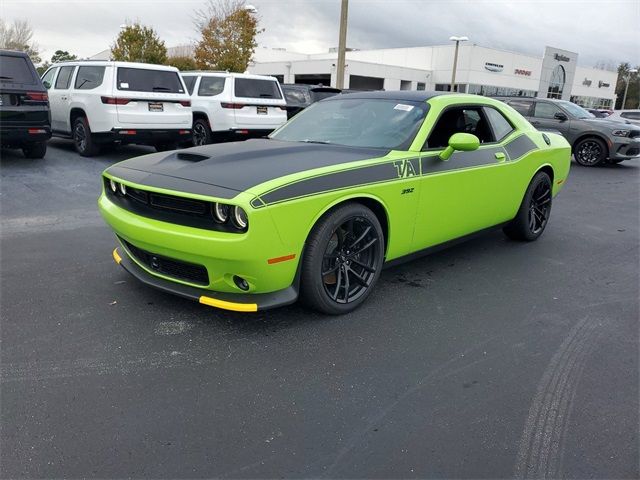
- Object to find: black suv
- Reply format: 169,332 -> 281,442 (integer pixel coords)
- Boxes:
0,50 -> 51,158
281,84 -> 341,119
498,96 -> 640,166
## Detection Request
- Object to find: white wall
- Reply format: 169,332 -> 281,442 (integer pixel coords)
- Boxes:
571,66 -> 618,98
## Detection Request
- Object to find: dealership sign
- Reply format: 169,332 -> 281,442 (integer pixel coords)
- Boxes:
583,78 -> 592,86
554,53 -> 570,62
598,81 -> 610,88
514,69 -> 532,76
485,62 -> 504,72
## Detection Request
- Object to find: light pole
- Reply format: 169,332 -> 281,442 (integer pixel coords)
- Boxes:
621,68 -> 638,109
449,36 -> 468,92
335,0 -> 349,89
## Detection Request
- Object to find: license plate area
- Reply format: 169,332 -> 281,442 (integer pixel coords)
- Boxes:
148,102 -> 164,112
256,105 -> 268,115
0,94 -> 16,106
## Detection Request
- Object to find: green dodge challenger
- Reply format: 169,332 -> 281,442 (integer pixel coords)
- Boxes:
99,91 -> 571,314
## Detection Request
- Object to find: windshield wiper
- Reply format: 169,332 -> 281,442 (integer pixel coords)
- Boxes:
152,86 -> 171,91
301,139 -> 331,144
76,79 -> 89,89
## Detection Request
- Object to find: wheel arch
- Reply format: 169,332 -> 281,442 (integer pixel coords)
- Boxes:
192,111 -> 211,128
303,193 -> 391,257
535,164 -> 554,184
572,132 -> 610,157
69,107 -> 88,131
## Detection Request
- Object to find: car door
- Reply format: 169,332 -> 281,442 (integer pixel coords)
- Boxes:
530,100 -> 571,137
49,65 -> 76,132
413,103 -> 518,249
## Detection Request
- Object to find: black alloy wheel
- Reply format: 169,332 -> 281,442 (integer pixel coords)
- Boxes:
574,137 -> 606,166
503,171 -> 553,241
528,179 -> 552,235
301,203 -> 384,314
192,119 -> 211,146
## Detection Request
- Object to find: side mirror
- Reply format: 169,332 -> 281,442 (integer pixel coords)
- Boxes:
554,112 -> 568,121
43,81 -> 51,89
439,133 -> 480,161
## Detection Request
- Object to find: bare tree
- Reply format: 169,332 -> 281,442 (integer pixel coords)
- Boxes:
0,19 -> 41,63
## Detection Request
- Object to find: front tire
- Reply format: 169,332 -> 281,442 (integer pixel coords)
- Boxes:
301,203 -> 385,315
73,116 -> 100,157
503,171 -> 553,241
574,137 -> 606,166
192,118 -> 212,146
22,141 -> 47,159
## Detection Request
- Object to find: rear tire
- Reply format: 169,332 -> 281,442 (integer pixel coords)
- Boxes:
73,116 -> 100,157
503,171 -> 553,241
22,141 -> 47,159
192,118 -> 212,146
301,203 -> 384,315
574,137 -> 606,166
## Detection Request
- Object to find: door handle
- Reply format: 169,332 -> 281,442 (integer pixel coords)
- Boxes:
61,96 -> 67,100
530,120 -> 540,125
495,152 -> 506,162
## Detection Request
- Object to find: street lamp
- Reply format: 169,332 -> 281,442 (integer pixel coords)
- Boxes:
621,68 -> 638,109
449,35 -> 468,92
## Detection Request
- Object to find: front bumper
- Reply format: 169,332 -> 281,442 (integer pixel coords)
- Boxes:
93,128 -> 192,145
112,248 -> 298,312
610,137 -> 640,160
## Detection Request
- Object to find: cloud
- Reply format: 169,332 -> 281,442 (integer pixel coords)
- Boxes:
2,0 -> 638,67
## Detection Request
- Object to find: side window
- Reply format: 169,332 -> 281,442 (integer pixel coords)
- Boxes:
484,107 -> 514,142
621,112 -> 640,120
425,106 -> 495,149
41,67 -> 57,90
182,76 -> 197,95
283,88 -> 307,105
533,102 -> 562,119
198,77 -> 226,96
75,66 -> 105,90
54,66 -> 75,89
507,99 -> 533,116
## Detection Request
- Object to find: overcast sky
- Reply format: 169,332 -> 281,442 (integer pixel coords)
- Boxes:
3,0 -> 639,68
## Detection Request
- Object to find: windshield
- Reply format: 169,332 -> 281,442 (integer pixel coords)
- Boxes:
271,97 -> 429,149
558,101 -> 594,119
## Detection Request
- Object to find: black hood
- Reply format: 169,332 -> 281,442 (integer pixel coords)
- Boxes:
106,139 -> 388,199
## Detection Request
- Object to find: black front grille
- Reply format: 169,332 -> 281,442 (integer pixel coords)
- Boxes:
120,237 -> 209,286
104,178 -> 244,233
629,130 -> 640,139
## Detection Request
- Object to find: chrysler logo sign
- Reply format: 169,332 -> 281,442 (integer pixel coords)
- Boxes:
554,53 -> 570,62
484,62 -> 504,72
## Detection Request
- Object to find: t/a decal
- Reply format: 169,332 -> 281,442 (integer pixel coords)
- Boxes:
393,159 -> 417,178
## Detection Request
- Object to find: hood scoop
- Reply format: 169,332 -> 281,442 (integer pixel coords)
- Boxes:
173,152 -> 210,162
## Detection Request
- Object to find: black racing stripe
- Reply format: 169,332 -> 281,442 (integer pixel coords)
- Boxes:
258,158 -> 420,206
421,146 -> 506,174
108,139 -> 390,194
504,134 -> 538,160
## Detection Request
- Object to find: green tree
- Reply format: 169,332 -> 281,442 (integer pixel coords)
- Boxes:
166,55 -> 197,71
614,62 -> 640,110
51,50 -> 77,63
0,18 -> 41,63
194,0 -> 261,72
111,22 -> 167,64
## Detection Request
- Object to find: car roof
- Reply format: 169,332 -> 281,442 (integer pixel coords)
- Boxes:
181,71 -> 279,81
50,60 -> 180,71
335,90 -> 447,102
0,49 -> 30,58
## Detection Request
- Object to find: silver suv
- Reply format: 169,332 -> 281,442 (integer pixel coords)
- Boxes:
500,97 -> 640,166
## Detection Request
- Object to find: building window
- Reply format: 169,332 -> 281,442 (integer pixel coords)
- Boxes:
435,83 -> 466,92
416,82 -> 426,90
547,65 -> 566,99
400,80 -> 412,90
467,84 -> 537,97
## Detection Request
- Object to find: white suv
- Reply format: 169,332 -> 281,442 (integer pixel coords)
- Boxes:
41,61 -> 192,156
181,72 -> 287,145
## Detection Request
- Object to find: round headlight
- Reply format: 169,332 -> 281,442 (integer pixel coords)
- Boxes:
119,183 -> 127,195
109,179 -> 117,192
232,206 -> 248,229
213,202 -> 229,223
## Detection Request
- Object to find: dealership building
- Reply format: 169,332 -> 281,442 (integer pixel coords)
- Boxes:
247,44 -> 618,108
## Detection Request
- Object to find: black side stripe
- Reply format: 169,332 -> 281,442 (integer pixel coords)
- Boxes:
504,134 -> 538,160
253,135 -> 539,207
255,158 -> 420,207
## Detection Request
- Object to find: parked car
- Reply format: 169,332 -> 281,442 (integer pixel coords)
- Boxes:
99,91 -> 571,314
41,61 -> 192,156
181,72 -> 286,146
608,109 -> 640,127
0,49 -> 51,158
587,108 -> 613,118
498,97 -> 640,166
281,84 -> 341,118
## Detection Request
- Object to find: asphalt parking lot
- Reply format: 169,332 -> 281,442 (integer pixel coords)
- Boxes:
1,139 -> 638,478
